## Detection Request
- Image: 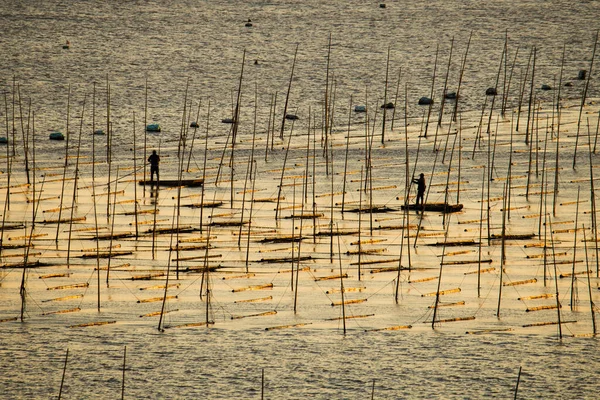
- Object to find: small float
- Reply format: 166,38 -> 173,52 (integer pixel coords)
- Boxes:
146,124 -> 161,132
380,102 -> 394,109
485,87 -> 497,96
418,97 -> 433,105
445,91 -> 457,100
285,114 -> 299,120
354,105 -> 366,112
49,132 -> 65,141
401,203 -> 463,213
190,121 -> 200,128
93,129 -> 105,135
245,19 -> 253,27
221,118 -> 235,124
0,137 -> 8,144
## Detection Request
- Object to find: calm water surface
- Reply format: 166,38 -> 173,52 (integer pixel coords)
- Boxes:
1,0 -> 600,398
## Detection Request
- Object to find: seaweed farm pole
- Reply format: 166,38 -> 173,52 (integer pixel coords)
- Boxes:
424,44 -> 439,139
573,30 -> 598,169
452,32 -> 472,123
312,114 -> 317,242
330,135 -> 335,263
265,93 -> 274,162
143,76 -> 148,191
199,101 -> 210,234
294,174 -> 307,312
436,37 -> 454,132
337,229 -> 346,335
237,153 -> 252,248
548,216 -> 563,340
432,216 -> 451,328
133,112 -> 139,237
583,226 -> 597,335
57,348 -> 69,400
106,167 -> 119,285
497,183 -> 508,317
280,44 -> 299,140
158,205 -> 179,331
106,75 -> 111,163
55,85 -> 71,243
358,167 -> 363,279
502,46 -> 520,117
478,166 -> 486,297
515,48 -> 533,132
570,187 -> 581,311
3,91 -> 10,210
275,128 -> 294,220
390,68 -> 401,131
553,46 -> 565,216
31,112 -> 36,228
17,86 -> 30,185
456,116 -> 462,204
270,92 -> 278,151
324,34 -> 331,145
304,106 -> 311,204
525,47 -> 536,145
513,366 -> 522,400
381,46 -> 390,144
587,130 -> 599,276
245,160 -> 257,273
92,84 -> 101,310
66,94 -> 86,269
121,346 -> 126,400
20,177 -> 44,321
341,97 -> 352,215
486,46 -> 505,139
290,182 -> 296,291
186,100 -> 202,172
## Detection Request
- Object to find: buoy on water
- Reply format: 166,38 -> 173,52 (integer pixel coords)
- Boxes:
380,102 -> 394,109
245,19 -> 253,27
0,137 -> 8,144
354,105 -> 366,112
285,114 -> 299,120
93,129 -> 105,135
49,132 -> 65,141
541,84 -> 552,91
485,87 -> 497,96
190,121 -> 200,128
418,97 -> 433,105
146,124 -> 161,132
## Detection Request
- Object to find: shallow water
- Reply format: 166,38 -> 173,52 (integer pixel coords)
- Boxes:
2,0 -> 600,398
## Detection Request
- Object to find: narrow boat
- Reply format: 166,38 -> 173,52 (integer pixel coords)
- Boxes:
401,203 -> 463,213
146,124 -> 161,132
138,179 -> 204,188
49,132 -> 65,141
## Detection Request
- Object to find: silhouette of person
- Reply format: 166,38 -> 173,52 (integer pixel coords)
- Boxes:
412,173 -> 426,209
148,150 -> 160,184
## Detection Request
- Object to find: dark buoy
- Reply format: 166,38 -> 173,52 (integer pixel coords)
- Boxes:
379,3 -> 386,8
418,97 -> 433,105
285,114 -> 299,121
190,121 -> 200,128
445,91 -> 457,100
578,69 -> 587,80
541,84 -> 552,91
380,102 -> 394,109
245,19 -> 253,27
565,82 -> 573,87
222,118 -> 235,124
485,87 -> 497,96
354,105 -> 366,112
254,60 -> 259,65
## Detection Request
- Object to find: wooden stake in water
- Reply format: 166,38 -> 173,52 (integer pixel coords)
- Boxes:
381,46 -> 390,144
573,30 -> 599,168
341,97 -> 352,215
570,187 -> 581,311
55,85 -> 71,243
121,346 -> 126,400
513,366 -> 522,400
58,348 -> 69,400
66,94 -> 86,269
107,167 -> 119,285
133,112 -> 139,237
497,183 -> 508,317
337,227 -> 346,335
583,226 -> 597,335
452,32 -> 472,123
424,44 -> 439,139
280,44 -> 299,140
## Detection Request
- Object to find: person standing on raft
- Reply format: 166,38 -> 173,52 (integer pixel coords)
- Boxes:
412,173 -> 426,210
148,150 -> 160,185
